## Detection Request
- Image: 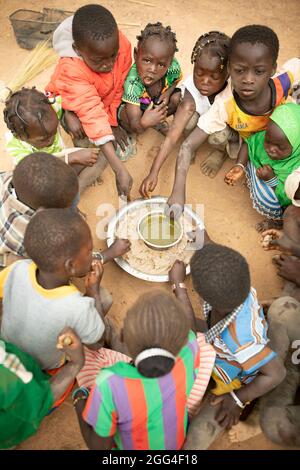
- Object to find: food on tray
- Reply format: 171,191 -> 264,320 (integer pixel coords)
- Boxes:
115,205 -> 195,275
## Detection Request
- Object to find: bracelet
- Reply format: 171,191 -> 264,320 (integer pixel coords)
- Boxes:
265,176 -> 278,188
72,386 -> 90,401
230,390 -> 246,409
92,251 -> 104,264
171,282 -> 187,293
73,395 -> 88,407
234,163 -> 246,171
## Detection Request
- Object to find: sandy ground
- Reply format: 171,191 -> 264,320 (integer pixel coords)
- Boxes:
0,0 -> 299,450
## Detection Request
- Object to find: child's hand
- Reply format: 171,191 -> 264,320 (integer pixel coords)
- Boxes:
210,393 -> 242,430
157,90 -> 171,107
85,260 -> 104,297
139,171 -> 158,198
256,165 -> 275,181
64,110 -> 86,140
69,149 -> 99,166
112,125 -> 129,152
107,238 -> 131,259
224,165 -> 244,186
261,229 -> 294,252
115,168 -> 133,198
169,260 -> 186,285
166,192 -> 185,220
56,327 -> 85,368
141,101 -> 168,129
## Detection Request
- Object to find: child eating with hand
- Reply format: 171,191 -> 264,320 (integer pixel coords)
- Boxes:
167,25 -> 300,215
140,30 -> 235,198
0,208 -> 129,375
46,4 -> 133,197
182,244 -> 285,449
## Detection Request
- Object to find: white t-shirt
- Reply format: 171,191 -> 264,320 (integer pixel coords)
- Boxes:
180,75 -> 211,125
0,260 -> 105,370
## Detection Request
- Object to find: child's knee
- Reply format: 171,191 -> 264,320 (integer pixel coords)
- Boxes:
260,406 -> 300,446
208,126 -> 232,147
284,205 -> 300,223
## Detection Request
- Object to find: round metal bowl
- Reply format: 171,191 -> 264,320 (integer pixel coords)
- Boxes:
107,196 -> 205,283
137,210 -> 183,250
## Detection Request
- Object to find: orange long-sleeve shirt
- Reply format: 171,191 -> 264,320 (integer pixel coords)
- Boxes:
46,31 -> 132,145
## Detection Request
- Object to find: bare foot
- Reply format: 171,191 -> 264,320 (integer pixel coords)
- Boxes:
146,146 -> 160,160
155,121 -> 169,136
200,150 -> 227,178
228,407 -> 261,444
256,218 -> 283,233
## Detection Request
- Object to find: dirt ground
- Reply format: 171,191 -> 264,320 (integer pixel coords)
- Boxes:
0,0 -> 299,450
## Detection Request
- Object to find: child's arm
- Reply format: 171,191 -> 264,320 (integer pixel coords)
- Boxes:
167,126 -> 209,217
85,260 -> 105,321
212,356 -> 285,430
224,142 -> 249,186
74,399 -> 114,450
50,328 -> 84,401
122,101 -> 168,134
169,260 -> 197,332
101,141 -> 133,197
99,239 -> 131,264
47,63 -> 132,196
140,90 -> 196,198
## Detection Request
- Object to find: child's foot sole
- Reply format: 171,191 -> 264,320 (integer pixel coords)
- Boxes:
200,150 -> 227,178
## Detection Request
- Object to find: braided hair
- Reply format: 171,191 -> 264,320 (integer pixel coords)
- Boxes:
3,87 -> 55,140
191,31 -> 231,70
123,290 -> 189,378
137,22 -> 178,52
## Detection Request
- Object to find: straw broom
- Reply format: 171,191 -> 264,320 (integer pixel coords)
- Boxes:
0,39 -> 58,103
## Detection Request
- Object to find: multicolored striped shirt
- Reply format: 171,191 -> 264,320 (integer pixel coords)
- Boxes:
122,58 -> 182,111
83,330 -> 200,450
5,96 -> 64,166
198,58 -> 300,139
212,288 -> 276,385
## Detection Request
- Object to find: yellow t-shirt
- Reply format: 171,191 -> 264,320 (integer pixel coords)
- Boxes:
198,58 -> 300,139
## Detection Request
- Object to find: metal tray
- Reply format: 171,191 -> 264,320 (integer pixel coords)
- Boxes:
107,197 -> 204,283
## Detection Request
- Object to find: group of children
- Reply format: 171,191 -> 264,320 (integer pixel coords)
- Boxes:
1,2 -> 300,451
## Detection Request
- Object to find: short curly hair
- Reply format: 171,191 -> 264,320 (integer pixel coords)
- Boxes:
229,25 -> 279,64
12,152 -> 78,210
190,244 -> 251,311
72,4 -> 117,46
24,208 -> 91,273
137,22 -> 178,52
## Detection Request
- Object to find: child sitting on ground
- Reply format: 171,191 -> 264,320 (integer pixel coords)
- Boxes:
73,290 -> 212,450
119,22 -> 182,137
140,31 -> 238,197
0,152 -> 78,268
225,103 -> 300,230
0,208 -> 129,376
46,4 -> 133,197
3,88 -> 104,193
174,244 -> 285,449
167,25 -> 300,217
